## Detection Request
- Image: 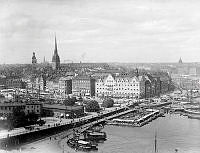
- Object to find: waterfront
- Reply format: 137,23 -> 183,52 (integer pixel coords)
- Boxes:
1,114 -> 200,153
61,114 -> 200,153
98,114 -> 200,153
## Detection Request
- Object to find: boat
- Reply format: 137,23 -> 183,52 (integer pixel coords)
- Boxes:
88,124 -> 104,132
67,138 -> 77,148
77,140 -> 98,151
187,114 -> 200,120
67,138 -> 98,151
85,131 -> 107,141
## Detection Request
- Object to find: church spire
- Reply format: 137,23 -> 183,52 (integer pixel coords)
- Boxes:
52,34 -> 60,70
54,35 -> 58,54
178,57 -> 183,64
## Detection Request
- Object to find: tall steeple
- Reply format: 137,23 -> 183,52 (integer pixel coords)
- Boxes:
52,35 -> 60,70
43,56 -> 46,63
178,57 -> 183,64
54,35 -> 58,54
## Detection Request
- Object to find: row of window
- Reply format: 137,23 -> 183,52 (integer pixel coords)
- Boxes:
96,84 -> 139,86
0,106 -> 25,111
26,105 -> 40,109
73,80 -> 90,83
73,84 -> 90,87
0,105 -> 40,111
96,88 -> 139,91
97,91 -> 139,95
99,80 -> 138,83
0,112 -> 11,117
27,110 -> 40,113
106,80 -> 114,82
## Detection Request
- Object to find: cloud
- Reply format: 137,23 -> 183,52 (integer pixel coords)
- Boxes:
1,0 -> 200,63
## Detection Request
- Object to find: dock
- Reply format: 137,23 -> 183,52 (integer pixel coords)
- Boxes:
107,109 -> 161,127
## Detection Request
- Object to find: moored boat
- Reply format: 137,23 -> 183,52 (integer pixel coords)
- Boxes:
187,114 -> 200,120
85,131 -> 107,141
67,138 -> 98,151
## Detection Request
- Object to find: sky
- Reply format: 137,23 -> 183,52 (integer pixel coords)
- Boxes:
1,0 -> 200,64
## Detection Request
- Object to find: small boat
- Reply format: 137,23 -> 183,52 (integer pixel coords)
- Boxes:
67,138 -> 98,151
77,140 -> 98,151
67,138 -> 77,148
187,114 -> 200,120
85,131 -> 107,141
89,124 -> 104,132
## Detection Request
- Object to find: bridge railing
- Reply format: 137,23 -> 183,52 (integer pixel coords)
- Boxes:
0,105 -> 129,140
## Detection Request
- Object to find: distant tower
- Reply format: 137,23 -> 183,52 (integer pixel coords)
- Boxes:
52,36 -> 60,70
136,68 -> 139,77
32,52 -> 37,64
43,56 -> 46,63
178,57 -> 183,64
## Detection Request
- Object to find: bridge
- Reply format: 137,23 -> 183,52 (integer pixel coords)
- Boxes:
0,105 -> 134,149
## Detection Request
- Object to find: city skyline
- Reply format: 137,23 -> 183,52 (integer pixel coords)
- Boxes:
1,0 -> 200,64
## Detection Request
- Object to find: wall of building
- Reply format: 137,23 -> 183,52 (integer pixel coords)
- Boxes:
96,74 -> 144,98
0,103 -> 42,118
72,76 -> 95,97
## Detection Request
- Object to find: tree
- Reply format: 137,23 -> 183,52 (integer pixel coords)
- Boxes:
0,94 -> 5,99
102,98 -> 114,108
26,112 -> 39,125
85,100 -> 100,112
71,97 -> 77,103
7,108 -> 40,129
7,107 -> 27,129
64,96 -> 77,106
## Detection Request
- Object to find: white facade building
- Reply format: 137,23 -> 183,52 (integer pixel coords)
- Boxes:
95,74 -> 145,98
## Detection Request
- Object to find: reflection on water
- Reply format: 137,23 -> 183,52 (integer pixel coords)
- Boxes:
85,114 -> 200,153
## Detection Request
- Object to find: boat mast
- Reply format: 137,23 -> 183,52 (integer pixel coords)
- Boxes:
154,131 -> 157,153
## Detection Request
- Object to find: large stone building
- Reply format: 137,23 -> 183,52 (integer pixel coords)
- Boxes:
58,77 -> 72,98
0,102 -> 42,118
0,75 -> 23,89
42,104 -> 84,118
46,77 -> 60,95
27,75 -> 46,91
95,74 -> 146,98
45,76 -> 72,98
52,36 -> 60,70
72,75 -> 95,97
25,103 -> 42,115
95,72 -> 172,99
0,75 -> 6,89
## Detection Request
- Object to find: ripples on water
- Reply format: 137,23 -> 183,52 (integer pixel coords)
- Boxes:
86,114 -> 200,153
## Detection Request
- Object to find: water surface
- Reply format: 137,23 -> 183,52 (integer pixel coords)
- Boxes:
73,114 -> 200,153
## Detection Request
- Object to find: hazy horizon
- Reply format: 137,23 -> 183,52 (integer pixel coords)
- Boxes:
1,0 -> 200,64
